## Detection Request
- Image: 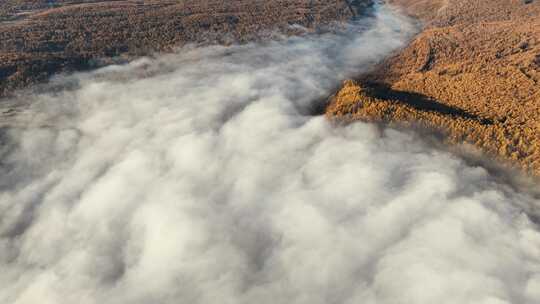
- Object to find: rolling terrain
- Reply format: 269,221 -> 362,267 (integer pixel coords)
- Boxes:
2,0 -> 540,175
328,0 -> 540,174
0,0 -> 372,96
1,3 -> 540,303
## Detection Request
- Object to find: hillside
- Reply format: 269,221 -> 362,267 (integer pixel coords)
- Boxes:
327,0 -> 540,174
0,0 -> 372,96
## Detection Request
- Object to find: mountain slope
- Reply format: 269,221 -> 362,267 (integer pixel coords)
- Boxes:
328,0 -> 540,174
0,0 -> 373,96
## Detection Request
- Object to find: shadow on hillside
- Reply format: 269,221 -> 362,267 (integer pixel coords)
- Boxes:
364,82 -> 494,125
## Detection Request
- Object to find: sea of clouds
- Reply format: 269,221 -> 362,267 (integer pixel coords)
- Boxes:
1,5 -> 540,304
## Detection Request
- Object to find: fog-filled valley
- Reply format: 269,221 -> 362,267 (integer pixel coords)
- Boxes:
1,5 -> 540,304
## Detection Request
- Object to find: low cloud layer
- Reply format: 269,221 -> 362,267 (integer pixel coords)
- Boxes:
1,5 -> 540,304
